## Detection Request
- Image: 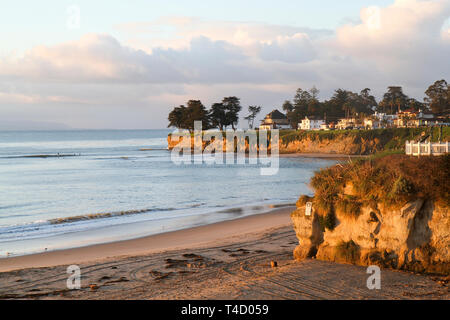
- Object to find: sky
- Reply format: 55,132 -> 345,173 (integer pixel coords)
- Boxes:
0,0 -> 449,129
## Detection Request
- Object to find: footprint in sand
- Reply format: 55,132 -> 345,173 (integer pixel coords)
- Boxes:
149,270 -> 174,281
182,253 -> 204,261
228,248 -> 251,257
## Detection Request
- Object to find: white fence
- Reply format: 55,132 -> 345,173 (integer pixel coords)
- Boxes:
405,141 -> 449,156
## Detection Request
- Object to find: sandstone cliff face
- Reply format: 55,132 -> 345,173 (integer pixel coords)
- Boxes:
168,134 -> 383,155
291,199 -> 449,275
167,135 -> 273,153
280,136 -> 382,155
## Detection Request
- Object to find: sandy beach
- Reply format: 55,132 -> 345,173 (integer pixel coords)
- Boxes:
0,207 -> 448,300
0,208 -> 295,272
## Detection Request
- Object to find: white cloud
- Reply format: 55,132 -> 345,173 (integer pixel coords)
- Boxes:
0,33 -> 274,85
335,0 -> 450,53
0,0 -> 449,128
332,0 -> 450,90
115,17 -> 331,51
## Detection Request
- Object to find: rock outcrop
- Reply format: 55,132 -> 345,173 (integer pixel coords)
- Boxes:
291,199 -> 449,275
280,136 -> 381,155
167,134 -> 274,153
169,127 -> 450,155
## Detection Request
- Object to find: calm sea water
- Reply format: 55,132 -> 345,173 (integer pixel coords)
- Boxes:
0,129 -> 336,257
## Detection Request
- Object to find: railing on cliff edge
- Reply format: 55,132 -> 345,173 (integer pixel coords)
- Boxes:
405,141 -> 450,156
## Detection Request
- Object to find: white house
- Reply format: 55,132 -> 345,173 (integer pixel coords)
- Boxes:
364,118 -> 382,129
298,116 -> 325,130
371,112 -> 397,128
336,118 -> 359,130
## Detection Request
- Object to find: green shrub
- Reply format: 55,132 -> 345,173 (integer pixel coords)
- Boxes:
318,211 -> 336,231
309,153 -> 449,209
335,198 -> 362,218
313,197 -> 334,216
296,195 -> 313,208
280,127 -> 449,153
390,176 -> 415,197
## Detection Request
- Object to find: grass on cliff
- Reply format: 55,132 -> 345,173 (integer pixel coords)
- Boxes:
318,211 -> 337,231
280,127 -> 450,154
307,153 -> 450,215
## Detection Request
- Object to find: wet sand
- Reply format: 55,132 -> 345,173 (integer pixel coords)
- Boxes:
0,208 -> 295,272
0,207 -> 448,300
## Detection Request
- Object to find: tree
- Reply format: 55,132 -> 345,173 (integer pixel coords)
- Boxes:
184,100 -> 210,132
307,86 -> 320,115
168,105 -> 187,129
407,98 -> 425,112
380,86 -> 408,114
209,103 -> 227,130
281,100 -> 294,113
167,100 -> 210,132
310,86 -> 320,100
222,96 -> 242,130
360,88 -> 378,111
307,98 -> 321,116
286,88 -> 313,126
326,89 -> 375,119
425,79 -> 449,114
281,100 -> 296,128
378,100 -> 388,114
330,89 -> 349,107
244,105 -> 262,129
328,89 -> 351,118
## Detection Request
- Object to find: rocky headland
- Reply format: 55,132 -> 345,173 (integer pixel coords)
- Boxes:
291,154 -> 449,275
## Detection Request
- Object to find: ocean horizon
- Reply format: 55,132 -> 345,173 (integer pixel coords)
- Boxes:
0,129 -> 336,257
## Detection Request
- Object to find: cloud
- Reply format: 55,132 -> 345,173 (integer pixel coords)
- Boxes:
0,34 -> 187,83
0,33 -> 276,85
115,17 -> 332,50
0,0 -> 449,129
331,0 -> 450,90
336,0 -> 450,53
258,33 -> 317,63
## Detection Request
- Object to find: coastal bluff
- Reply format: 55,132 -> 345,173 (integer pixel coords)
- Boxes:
291,154 -> 449,275
280,127 -> 450,155
168,127 -> 449,155
167,133 -> 275,153
167,131 -> 382,154
292,200 -> 449,275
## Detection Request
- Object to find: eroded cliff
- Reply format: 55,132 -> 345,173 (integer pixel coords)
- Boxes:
292,200 -> 449,274
291,154 -> 449,274
168,127 -> 449,155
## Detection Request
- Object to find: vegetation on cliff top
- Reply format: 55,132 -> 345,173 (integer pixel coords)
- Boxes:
281,127 -> 450,154
303,154 -> 450,218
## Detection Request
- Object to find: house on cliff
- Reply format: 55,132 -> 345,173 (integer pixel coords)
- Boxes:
336,118 -> 359,130
394,109 -> 440,128
259,109 -> 291,130
298,116 -> 325,130
363,118 -> 382,129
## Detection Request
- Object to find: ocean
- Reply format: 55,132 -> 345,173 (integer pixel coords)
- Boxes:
0,129 -> 336,257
